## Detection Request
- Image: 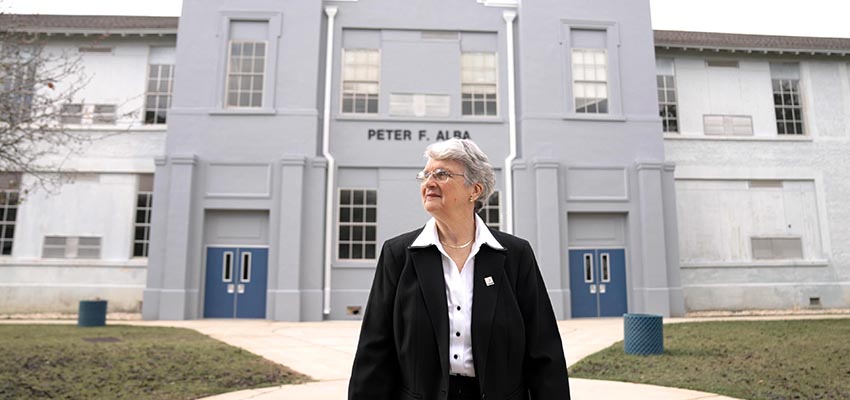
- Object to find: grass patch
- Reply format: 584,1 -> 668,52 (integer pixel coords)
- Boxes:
0,324 -> 310,399
569,318 -> 850,400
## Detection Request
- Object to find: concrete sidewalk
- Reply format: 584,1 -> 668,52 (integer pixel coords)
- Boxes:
124,318 -> 740,400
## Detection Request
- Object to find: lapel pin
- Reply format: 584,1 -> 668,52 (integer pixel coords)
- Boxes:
484,276 -> 495,286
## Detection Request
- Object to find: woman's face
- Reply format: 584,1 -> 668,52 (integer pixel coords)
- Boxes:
420,158 -> 481,220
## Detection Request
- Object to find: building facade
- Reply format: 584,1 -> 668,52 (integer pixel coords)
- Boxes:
141,0 -> 681,321
655,31 -> 850,311
0,15 -> 175,312
3,2 -> 848,320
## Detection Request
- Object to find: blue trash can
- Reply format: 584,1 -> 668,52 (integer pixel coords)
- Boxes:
623,313 -> 663,355
78,300 -> 107,327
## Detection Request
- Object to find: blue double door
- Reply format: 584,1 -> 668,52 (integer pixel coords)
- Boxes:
203,247 -> 268,318
569,249 -> 628,318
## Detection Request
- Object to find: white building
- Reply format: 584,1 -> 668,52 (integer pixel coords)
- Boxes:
656,31 -> 850,310
0,15 -> 176,312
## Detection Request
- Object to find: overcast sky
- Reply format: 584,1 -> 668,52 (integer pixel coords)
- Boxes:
4,0 -> 850,38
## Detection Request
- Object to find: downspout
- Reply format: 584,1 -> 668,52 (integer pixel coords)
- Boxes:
503,10 -> 517,234
322,6 -> 338,316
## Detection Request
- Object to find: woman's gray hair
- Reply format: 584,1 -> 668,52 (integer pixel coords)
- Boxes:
424,138 -> 496,213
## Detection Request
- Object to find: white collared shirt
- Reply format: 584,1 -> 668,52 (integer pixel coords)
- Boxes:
411,214 -> 504,377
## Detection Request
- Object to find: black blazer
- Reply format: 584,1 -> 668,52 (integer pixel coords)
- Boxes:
349,227 -> 570,400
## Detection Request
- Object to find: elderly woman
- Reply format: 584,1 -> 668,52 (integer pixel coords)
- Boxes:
349,139 -> 570,400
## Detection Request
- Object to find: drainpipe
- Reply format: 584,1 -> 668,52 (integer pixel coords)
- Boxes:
503,10 -> 517,234
322,6 -> 338,317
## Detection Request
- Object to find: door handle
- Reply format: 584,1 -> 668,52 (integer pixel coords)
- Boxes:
599,284 -> 606,294
237,284 -> 245,294
227,284 -> 235,294
589,284 -> 597,294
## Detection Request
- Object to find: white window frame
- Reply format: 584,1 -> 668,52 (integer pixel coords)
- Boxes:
337,188 -> 378,261
0,173 -> 20,257
571,48 -> 609,115
225,40 -> 267,109
340,48 -> 380,115
461,52 -> 498,117
477,191 -> 501,230
562,21 -> 622,119
144,64 -> 174,124
772,78 -> 805,135
132,174 -> 153,258
213,12 -> 281,114
656,59 -> 678,133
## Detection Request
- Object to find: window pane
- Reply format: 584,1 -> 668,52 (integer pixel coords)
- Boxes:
352,244 -> 363,259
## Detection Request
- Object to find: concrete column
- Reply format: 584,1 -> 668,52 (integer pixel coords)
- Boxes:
270,156 -> 307,321
636,162 -> 672,316
533,159 -> 566,318
158,154 -> 197,320
142,155 -> 170,320
301,158 -> 328,321
511,160 -> 534,243
662,162 -> 685,316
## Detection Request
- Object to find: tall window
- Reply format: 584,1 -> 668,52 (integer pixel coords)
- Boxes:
771,63 -> 804,135
477,192 -> 500,230
461,52 -> 497,116
0,173 -> 21,256
656,59 -> 678,133
144,65 -> 174,124
225,21 -> 268,108
341,49 -> 380,114
0,46 -> 36,124
571,29 -> 608,114
133,174 -> 153,257
338,189 -> 377,260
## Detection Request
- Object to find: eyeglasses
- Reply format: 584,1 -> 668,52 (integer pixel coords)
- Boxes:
415,169 -> 465,183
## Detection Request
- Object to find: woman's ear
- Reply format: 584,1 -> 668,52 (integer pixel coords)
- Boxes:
472,183 -> 484,199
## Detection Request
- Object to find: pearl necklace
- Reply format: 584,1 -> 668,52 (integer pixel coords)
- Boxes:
440,239 -> 473,249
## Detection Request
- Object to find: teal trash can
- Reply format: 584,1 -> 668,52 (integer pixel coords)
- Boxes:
623,313 -> 663,355
78,300 -> 107,327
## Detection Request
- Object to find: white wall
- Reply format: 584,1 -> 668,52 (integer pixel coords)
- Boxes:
676,179 -> 823,264
663,54 -> 850,311
675,58 -> 778,137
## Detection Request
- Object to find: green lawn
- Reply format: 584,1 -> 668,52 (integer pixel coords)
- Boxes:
0,324 -> 310,399
569,318 -> 850,400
